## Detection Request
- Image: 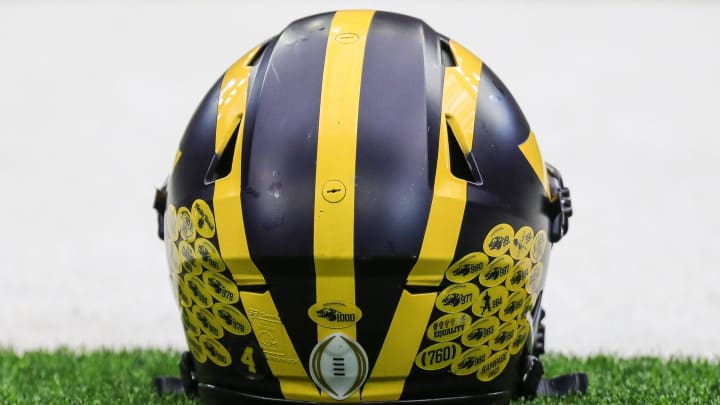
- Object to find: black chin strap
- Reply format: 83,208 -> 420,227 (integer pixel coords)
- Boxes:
154,351 -> 198,397
520,355 -> 588,399
537,373 -> 589,397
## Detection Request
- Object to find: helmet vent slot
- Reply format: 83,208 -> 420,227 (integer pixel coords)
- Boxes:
204,120 -> 240,184
446,121 -> 481,184
439,39 -> 456,67
247,41 -> 269,67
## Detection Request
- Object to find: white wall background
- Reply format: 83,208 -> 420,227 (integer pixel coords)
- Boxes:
1,1 -> 718,357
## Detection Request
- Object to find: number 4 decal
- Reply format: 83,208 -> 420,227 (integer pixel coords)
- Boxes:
241,346 -> 256,373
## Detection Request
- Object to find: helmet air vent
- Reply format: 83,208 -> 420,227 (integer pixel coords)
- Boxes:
247,41 -> 269,67
440,39 -> 457,67
446,121 -> 482,185
204,119 -> 240,184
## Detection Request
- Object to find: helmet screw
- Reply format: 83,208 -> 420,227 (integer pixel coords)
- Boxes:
322,180 -> 346,203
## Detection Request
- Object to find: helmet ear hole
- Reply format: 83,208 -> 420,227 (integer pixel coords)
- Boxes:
204,121 -> 240,184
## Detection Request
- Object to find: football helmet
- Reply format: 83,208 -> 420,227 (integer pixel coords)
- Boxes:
154,10 -> 582,404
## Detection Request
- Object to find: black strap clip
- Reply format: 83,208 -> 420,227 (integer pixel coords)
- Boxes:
153,182 -> 168,241
154,351 -> 198,397
546,163 -> 572,243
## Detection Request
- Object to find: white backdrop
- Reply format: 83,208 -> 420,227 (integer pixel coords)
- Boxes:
1,1 -> 718,357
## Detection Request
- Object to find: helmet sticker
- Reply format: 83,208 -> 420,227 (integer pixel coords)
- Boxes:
177,207 -> 196,242
192,199 -> 216,239
499,290 -> 527,322
166,241 -> 180,274
436,283 -> 478,313
182,307 -> 201,337
178,241 -> 202,275
177,277 -> 193,308
186,332 -> 206,363
192,306 -> 224,339
202,271 -> 239,304
194,238 -> 226,272
472,286 -> 508,317
526,263 -> 545,294
482,224 -> 514,257
212,303 -> 252,336
529,230 -> 547,263
199,335 -> 232,367
445,252 -> 489,284
308,302 -> 363,329
476,350 -> 510,382
461,317 -> 500,347
164,205 -> 178,242
186,275 -> 213,308
506,258 -> 531,291
488,320 -> 517,351
509,318 -> 530,355
479,255 -> 512,287
415,342 -> 461,371
450,346 -> 490,376
427,313 -> 471,342
509,226 -> 533,260
308,333 -> 368,400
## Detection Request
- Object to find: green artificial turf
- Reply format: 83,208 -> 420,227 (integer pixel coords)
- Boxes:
0,349 -> 718,404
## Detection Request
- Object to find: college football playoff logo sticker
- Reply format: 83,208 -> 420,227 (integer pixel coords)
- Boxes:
309,333 -> 369,400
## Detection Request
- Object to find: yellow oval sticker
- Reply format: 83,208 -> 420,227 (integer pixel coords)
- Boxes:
506,258 -> 531,291
194,238 -> 226,272
445,252 -> 489,283
436,283 -> 478,313
522,293 -> 538,317
510,317 -> 531,355
527,263 -> 545,294
192,306 -> 224,339
186,275 -> 213,308
192,199 -> 216,239
212,303 -> 252,335
178,241 -> 202,275
177,276 -> 193,308
530,230 -> 547,263
489,320 -> 517,351
182,308 -> 201,337
509,226 -> 534,260
202,271 -> 239,304
483,224 -> 514,257
479,255 -> 513,287
415,342 -> 461,371
177,207 -> 196,242
308,302 -> 363,329
451,346 -> 491,376
477,350 -> 510,382
427,312 -> 471,342
500,290 -> 527,322
186,332 -> 206,363
199,335 -> 232,367
472,286 -> 508,317
461,316 -> 500,347
166,241 -> 180,274
165,205 -> 178,242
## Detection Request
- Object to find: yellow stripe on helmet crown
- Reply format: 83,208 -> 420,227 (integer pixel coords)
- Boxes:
213,45 -> 267,287
314,9 -> 374,341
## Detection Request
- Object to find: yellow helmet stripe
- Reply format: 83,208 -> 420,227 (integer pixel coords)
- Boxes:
361,291 -> 436,400
313,9 -> 375,341
518,131 -> 552,199
213,45 -> 267,286
406,40 -> 482,286
240,291 -> 319,400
